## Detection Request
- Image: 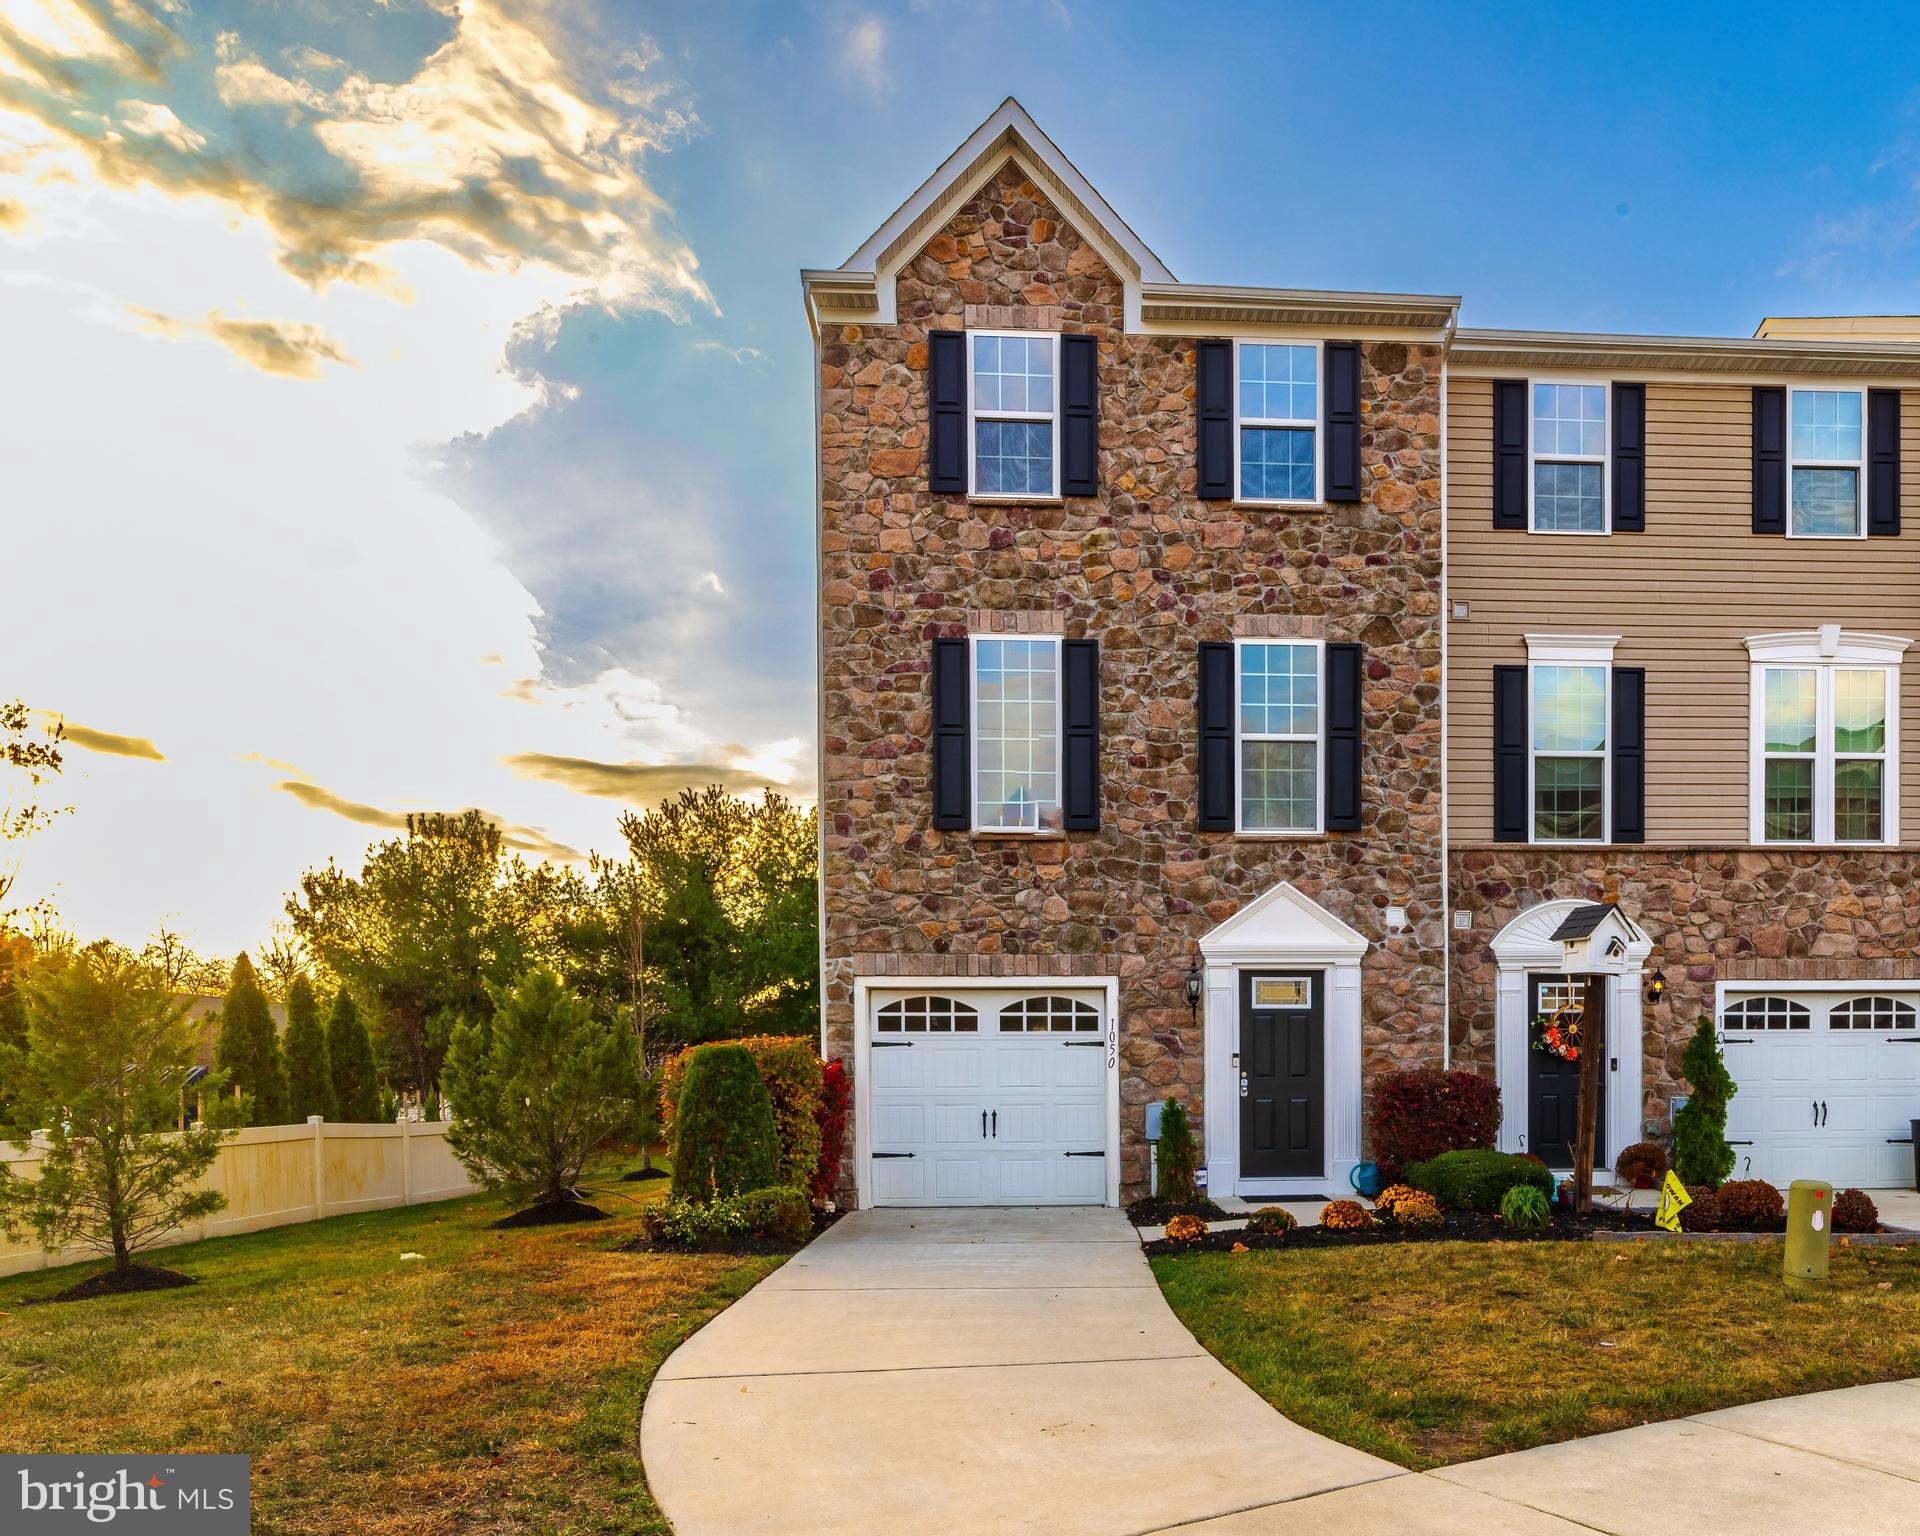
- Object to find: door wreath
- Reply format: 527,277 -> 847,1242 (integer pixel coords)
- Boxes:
1531,1001 -> 1583,1062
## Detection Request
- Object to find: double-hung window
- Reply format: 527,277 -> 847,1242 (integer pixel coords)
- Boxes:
1235,639 -> 1322,833
1750,631 -> 1902,844
968,331 -> 1058,499
1530,382 -> 1608,533
1530,660 -> 1609,841
1788,388 -> 1865,537
972,635 -> 1061,832
1234,341 -> 1319,505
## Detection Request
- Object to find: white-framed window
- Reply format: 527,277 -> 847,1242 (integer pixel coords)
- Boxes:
1787,388 -> 1866,539
1721,996 -> 1812,1031
875,996 -> 979,1033
1525,634 -> 1617,843
1234,637 -> 1323,834
1747,628 -> 1906,846
971,634 -> 1061,832
967,330 -> 1059,499
1233,340 -> 1320,506
1529,381 -> 1608,534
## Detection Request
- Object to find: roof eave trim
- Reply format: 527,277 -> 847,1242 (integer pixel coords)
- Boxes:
1453,328 -> 1920,378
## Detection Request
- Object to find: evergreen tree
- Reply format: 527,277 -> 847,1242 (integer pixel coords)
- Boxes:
1674,1014 -> 1737,1186
325,989 -> 380,1122
215,953 -> 287,1126
281,975 -> 335,1121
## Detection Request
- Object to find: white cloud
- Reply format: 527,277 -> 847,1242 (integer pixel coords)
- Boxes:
841,14 -> 893,97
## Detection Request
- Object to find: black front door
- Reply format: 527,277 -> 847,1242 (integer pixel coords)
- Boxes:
1239,972 -> 1324,1178
1527,973 -> 1606,1168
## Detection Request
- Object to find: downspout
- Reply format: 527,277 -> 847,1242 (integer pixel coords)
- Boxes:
806,280 -> 829,1065
1439,308 -> 1456,1068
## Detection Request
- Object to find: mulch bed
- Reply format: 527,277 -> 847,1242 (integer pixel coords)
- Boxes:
1125,1196 -> 1231,1225
491,1199 -> 611,1229
1144,1206 -> 1649,1258
619,1166 -> 671,1182
29,1263 -> 196,1304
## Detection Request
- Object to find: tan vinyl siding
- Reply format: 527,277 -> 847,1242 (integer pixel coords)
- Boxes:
1449,376 -> 1920,845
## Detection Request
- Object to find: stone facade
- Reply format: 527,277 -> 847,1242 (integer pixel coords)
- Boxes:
1449,847 -> 1920,1135
818,162 -> 1446,1197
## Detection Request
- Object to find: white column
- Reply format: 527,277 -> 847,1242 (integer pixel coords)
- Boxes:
1201,963 -> 1238,1194
1495,968 -> 1529,1153
1326,961 -> 1363,1186
1608,970 -> 1646,1167
309,1115 -> 327,1221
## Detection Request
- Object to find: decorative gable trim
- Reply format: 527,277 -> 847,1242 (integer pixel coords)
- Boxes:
1196,880 -> 1371,965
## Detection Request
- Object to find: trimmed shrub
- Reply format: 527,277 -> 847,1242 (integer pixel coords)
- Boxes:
1716,1178 -> 1785,1228
1614,1140 -> 1669,1188
1366,1067 -> 1501,1180
1674,1016 -> 1736,1186
661,1036 -> 824,1192
640,1185 -> 812,1247
1155,1101 -> 1199,1204
1163,1213 -> 1207,1243
811,1057 -> 852,1205
1500,1184 -> 1552,1230
670,1044 -> 778,1202
1834,1188 -> 1879,1233
1321,1199 -> 1373,1231
326,990 -> 381,1122
1244,1206 -> 1297,1237
1677,1184 -> 1721,1232
215,954 -> 287,1126
1406,1149 -> 1555,1213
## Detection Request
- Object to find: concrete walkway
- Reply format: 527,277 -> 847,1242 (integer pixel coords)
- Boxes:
641,1207 -> 1920,1535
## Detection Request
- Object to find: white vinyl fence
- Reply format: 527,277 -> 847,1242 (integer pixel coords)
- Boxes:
0,1117 -> 480,1277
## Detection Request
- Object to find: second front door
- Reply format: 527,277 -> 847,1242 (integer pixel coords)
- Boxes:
1239,972 -> 1324,1179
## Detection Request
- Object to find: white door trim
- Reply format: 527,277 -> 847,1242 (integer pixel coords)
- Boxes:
1488,898 -> 1649,1170
1198,881 -> 1370,1197
850,975 -> 1121,1211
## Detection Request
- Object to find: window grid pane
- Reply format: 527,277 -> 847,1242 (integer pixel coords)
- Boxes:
974,421 -> 1053,497
1791,389 -> 1862,462
1532,383 -> 1607,457
1764,669 -> 1817,754
1834,759 -> 1883,842
1834,670 -> 1886,754
1532,666 -> 1607,753
1239,426 -> 1316,501
1238,344 -> 1317,423
1239,643 -> 1319,737
972,333 -> 1054,416
1242,740 -> 1317,832
1722,996 -> 1811,1031
1763,758 -> 1814,842
1533,462 -> 1604,531
974,638 -> 1059,830
1533,756 -> 1603,841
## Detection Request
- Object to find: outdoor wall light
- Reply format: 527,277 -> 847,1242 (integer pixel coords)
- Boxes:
1646,967 -> 1667,1006
1184,956 -> 1203,1021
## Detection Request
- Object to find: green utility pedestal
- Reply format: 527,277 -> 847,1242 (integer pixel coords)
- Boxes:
1784,1180 -> 1833,1290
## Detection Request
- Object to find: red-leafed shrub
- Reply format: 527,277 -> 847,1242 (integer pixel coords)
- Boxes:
1833,1188 -> 1879,1233
1366,1068 -> 1501,1180
811,1058 -> 852,1205
1716,1179 -> 1785,1228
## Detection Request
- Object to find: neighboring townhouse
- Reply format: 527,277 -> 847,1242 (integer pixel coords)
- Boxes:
803,99 -> 1920,1208
1447,322 -> 1920,1189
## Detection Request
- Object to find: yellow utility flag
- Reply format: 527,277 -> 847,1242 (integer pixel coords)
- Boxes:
1655,1171 -> 1693,1232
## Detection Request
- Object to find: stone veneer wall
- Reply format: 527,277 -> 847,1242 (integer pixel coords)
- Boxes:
1449,847 -> 1920,1136
818,161 -> 1446,1197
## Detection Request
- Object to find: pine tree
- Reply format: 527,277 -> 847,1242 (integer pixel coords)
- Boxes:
281,975 -> 335,1121
215,953 -> 287,1126
326,989 -> 380,1122
1673,1014 -> 1737,1187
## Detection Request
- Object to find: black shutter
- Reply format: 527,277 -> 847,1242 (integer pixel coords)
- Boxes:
1060,334 -> 1099,498
1324,642 -> 1363,832
1197,641 -> 1234,829
1612,383 -> 1646,532
1196,339 -> 1233,500
1493,379 -> 1528,528
1752,386 -> 1786,534
927,330 -> 967,495
1869,388 -> 1901,536
1611,666 -> 1645,844
930,637 -> 970,829
1323,341 -> 1363,503
1493,664 -> 1529,843
1062,638 -> 1101,830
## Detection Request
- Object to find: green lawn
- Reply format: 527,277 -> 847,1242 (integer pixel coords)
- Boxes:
1154,1238 -> 1920,1468
0,1177 -> 779,1535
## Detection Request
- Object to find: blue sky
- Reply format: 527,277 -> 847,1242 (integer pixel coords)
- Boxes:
3,0 -> 1916,951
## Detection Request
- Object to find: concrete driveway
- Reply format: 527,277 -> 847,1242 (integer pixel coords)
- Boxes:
641,1207 -> 1920,1536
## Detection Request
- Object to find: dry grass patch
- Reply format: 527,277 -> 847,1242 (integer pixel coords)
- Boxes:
1154,1238 -> 1920,1468
0,1182 -> 779,1535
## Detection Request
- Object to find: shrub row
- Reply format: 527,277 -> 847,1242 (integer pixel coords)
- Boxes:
661,1036 -> 824,1192
1405,1148 -> 1555,1213
1366,1068 -> 1500,1180
639,1185 -> 812,1247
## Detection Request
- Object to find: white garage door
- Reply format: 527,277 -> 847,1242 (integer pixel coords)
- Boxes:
866,988 -> 1112,1206
1721,991 -> 1920,1187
